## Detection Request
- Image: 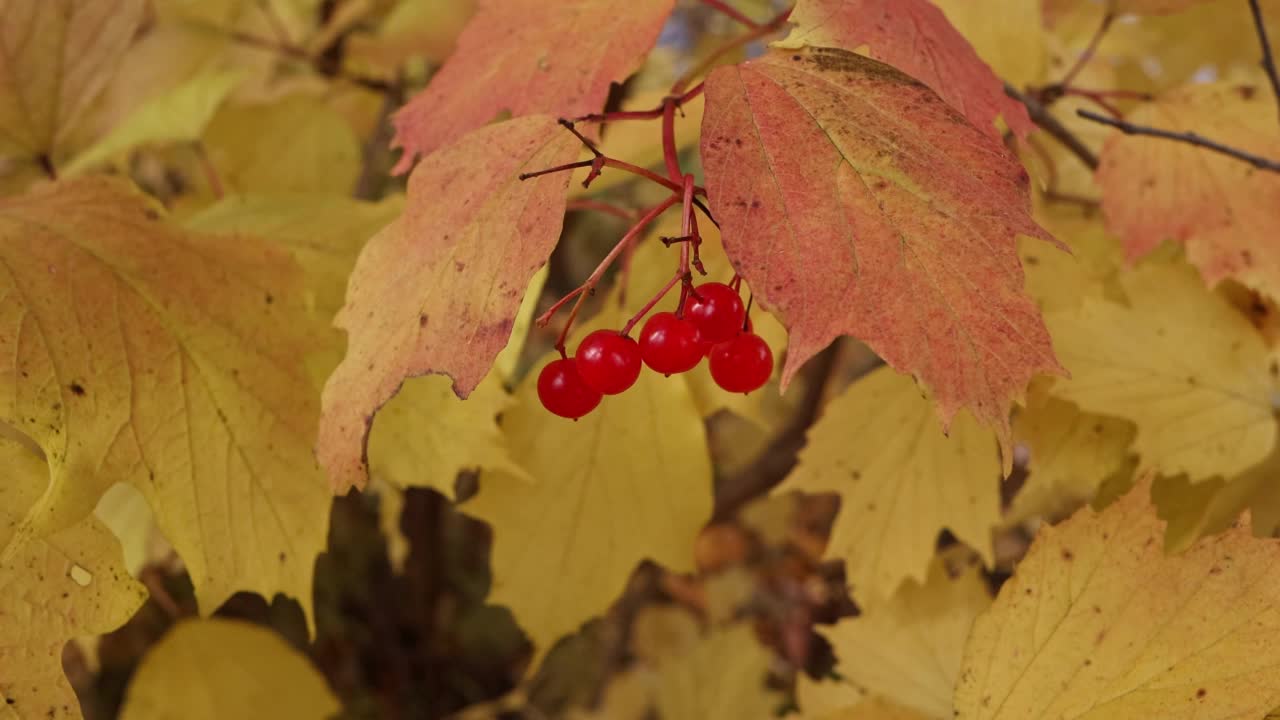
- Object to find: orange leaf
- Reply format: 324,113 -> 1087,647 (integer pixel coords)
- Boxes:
700,47 -> 1063,454
389,0 -> 675,172
1095,82 -> 1280,299
779,0 -> 1033,137
319,116 -> 578,492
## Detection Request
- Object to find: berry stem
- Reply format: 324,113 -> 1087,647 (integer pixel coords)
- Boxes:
566,198 -> 637,221
576,83 -> 705,124
621,271 -> 684,336
662,98 -> 682,181
540,194 -> 681,351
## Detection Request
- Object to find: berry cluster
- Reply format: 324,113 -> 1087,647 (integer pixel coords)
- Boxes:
537,281 -> 774,419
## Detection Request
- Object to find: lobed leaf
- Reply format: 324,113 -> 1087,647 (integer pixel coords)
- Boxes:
0,178 -> 331,623
955,474 -> 1280,718
776,366 -> 1001,600
318,115 -> 578,492
701,47 -> 1062,455
390,0 -> 676,171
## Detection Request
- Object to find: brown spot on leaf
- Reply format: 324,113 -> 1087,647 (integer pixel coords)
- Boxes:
69,383 -> 85,397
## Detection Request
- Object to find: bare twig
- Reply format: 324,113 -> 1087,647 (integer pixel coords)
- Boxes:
1059,3 -> 1115,88
1005,83 -> 1100,170
1076,108 -> 1280,173
1248,0 -> 1280,124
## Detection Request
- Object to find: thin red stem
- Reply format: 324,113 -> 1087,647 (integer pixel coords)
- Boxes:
566,198 -> 637,221
576,83 -> 706,124
1062,87 -> 1152,101
1067,89 -> 1125,119
621,272 -> 683,335
541,195 -> 681,349
698,0 -> 761,28
663,100 -> 682,181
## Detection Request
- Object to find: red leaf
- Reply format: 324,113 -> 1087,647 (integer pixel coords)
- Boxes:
780,0 -> 1033,137
700,47 -> 1062,453
319,116 -> 579,492
390,0 -> 675,172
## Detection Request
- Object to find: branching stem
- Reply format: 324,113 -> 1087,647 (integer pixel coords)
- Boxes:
1248,0 -> 1280,125
1076,108 -> 1280,173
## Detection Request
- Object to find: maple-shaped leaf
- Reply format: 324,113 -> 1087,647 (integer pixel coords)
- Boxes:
390,0 -> 676,171
701,46 -> 1062,455
954,474 -> 1280,718
0,178 -> 331,623
464,305 -> 712,660
775,366 -> 1001,601
118,619 -> 340,720
0,0 -> 144,163
1095,81 -> 1280,299
813,557 -> 992,720
319,115 -> 577,492
777,0 -> 1033,137
0,438 -> 147,720
1045,258 -> 1275,481
1008,397 -> 1135,524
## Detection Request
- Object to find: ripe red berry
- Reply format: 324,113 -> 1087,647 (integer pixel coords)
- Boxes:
537,357 -> 602,419
709,332 -> 773,393
686,282 -> 746,344
575,330 -> 641,395
639,311 -> 704,375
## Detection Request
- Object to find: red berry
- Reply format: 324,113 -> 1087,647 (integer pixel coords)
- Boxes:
686,282 -> 746,344
537,357 -> 602,418
709,332 -> 773,393
639,311 -> 704,375
575,330 -> 641,395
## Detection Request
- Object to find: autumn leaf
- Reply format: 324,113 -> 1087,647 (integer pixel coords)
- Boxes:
929,0 -> 1047,91
1019,204 -> 1124,313
1114,0 -> 1213,14
1008,397 -> 1135,524
0,0 -> 144,164
0,438 -> 148,720
464,304 -> 712,659
954,474 -> 1280,718
798,695 -> 933,720
1044,257 -> 1275,481
775,366 -> 1001,600
390,0 -> 676,171
1096,81 -> 1280,299
701,47 -> 1062,453
777,0 -> 1033,136
118,619 -> 340,720
0,177 -> 331,623
203,93 -> 363,196
65,68 -> 246,176
319,115 -> 577,492
813,557 -> 992,719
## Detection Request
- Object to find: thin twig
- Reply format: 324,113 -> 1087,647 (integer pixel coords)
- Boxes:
1248,0 -> 1280,124
1059,3 -> 1115,88
565,198 -> 638,221
671,7 -> 792,94
1076,108 -> 1280,173
1005,83 -> 1099,170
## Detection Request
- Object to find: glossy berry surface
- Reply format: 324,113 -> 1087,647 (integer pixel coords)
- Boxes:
709,332 -> 773,393
639,311 -> 704,375
575,330 -> 641,395
537,358 -> 602,419
685,282 -> 745,344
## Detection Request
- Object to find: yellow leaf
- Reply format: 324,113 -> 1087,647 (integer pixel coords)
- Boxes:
1044,257 -> 1275,481
817,558 -> 992,719
93,482 -> 168,577
0,437 -> 148,720
776,366 -> 1001,600
954,474 -> 1280,718
1153,433 -> 1280,552
203,93 -> 362,195
0,178 -> 331,625
118,618 -> 340,720
929,0 -> 1047,89
369,372 -> 526,497
800,696 -> 934,720
465,304 -> 712,659
66,68 -> 246,175
492,266 -> 547,383
1019,204 -> 1123,313
1114,0 -> 1213,13
345,0 -> 477,74
185,193 -> 404,318
1008,398 -> 1135,524
0,0 -> 144,162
